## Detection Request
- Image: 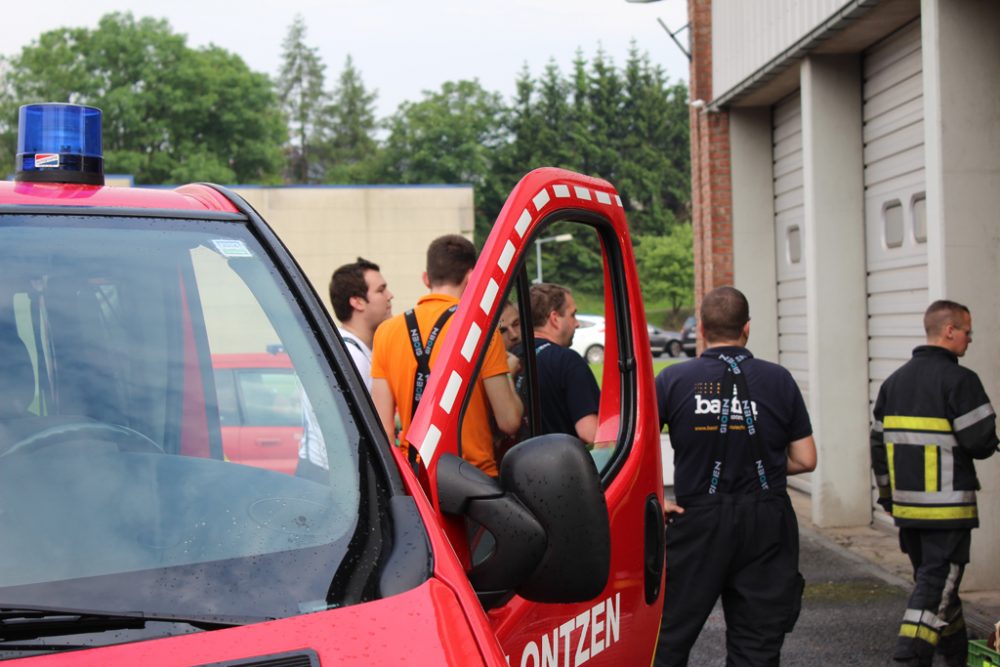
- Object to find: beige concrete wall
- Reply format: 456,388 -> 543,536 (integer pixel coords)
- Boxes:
800,55 -> 872,528
233,186 -> 474,321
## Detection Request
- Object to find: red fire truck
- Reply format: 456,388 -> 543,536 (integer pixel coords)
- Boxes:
0,103 -> 665,665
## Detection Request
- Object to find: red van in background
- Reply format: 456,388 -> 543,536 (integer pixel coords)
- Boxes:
212,352 -> 303,475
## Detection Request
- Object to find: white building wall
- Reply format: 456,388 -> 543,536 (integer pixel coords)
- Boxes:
713,0 -> 855,96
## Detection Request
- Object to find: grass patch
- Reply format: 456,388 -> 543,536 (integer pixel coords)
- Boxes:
589,357 -> 684,384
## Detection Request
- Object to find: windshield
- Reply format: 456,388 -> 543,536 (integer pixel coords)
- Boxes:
0,213 -> 396,651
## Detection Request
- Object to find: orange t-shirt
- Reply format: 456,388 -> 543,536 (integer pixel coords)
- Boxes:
371,293 -> 510,477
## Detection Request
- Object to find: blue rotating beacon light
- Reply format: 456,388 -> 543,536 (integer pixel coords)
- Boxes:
15,103 -> 104,185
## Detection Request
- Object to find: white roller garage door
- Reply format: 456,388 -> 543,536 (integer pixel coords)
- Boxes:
863,20 -> 927,521
773,91 -> 812,494
864,20 -> 927,408
773,92 -> 809,403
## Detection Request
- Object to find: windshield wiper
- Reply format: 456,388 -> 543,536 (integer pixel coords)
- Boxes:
0,604 -> 272,642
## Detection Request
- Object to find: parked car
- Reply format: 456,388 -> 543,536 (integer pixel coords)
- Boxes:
648,323 -> 684,358
681,315 -> 698,357
212,352 -> 304,476
571,313 -> 607,363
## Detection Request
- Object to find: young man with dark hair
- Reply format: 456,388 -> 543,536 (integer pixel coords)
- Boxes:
527,282 -> 600,443
654,285 -> 816,667
872,299 -> 998,667
328,257 -> 393,391
370,234 -> 522,477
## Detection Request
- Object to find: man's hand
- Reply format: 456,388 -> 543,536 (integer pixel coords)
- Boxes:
664,499 -> 685,517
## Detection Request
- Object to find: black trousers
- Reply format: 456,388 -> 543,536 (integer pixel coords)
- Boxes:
654,491 -> 803,667
893,528 -> 970,667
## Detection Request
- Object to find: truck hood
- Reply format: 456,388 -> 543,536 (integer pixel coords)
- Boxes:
5,579 -> 488,666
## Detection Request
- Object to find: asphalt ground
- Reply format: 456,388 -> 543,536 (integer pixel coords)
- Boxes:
655,488 -> 1000,666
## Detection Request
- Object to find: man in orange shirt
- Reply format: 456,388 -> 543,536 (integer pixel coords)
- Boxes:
370,235 -> 522,477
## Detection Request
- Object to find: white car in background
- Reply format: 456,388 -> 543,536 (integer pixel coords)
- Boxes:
571,314 -> 608,364
572,314 -> 683,363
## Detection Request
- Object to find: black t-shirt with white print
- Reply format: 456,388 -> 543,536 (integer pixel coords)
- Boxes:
655,346 -> 812,497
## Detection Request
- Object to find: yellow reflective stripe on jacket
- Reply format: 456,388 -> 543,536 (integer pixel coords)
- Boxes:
884,415 -> 952,432
924,446 -> 938,492
886,443 -> 896,490
892,504 -> 977,521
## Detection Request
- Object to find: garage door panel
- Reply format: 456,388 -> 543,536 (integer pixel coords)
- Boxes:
864,97 -> 924,141
777,278 -> 806,300
777,296 -> 807,317
864,145 -> 925,187
864,50 -> 922,101
866,265 -> 929,293
864,20 -> 921,78
864,169 -> 925,201
868,335 -> 924,359
868,312 -> 927,339
864,120 -> 925,165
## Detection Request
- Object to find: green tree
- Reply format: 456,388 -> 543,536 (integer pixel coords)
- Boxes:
0,13 -> 285,184
276,15 -> 328,183
616,44 -> 690,237
325,55 -> 379,184
632,225 -> 694,317
375,79 -> 506,234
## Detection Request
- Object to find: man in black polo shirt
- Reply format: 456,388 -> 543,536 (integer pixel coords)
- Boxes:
653,286 -> 816,667
527,283 -> 600,442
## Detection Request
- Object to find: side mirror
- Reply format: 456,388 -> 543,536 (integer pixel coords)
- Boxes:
436,434 -> 610,607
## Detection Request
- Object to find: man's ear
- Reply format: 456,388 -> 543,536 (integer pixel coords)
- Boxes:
742,321 -> 751,341
349,295 -> 366,313
422,271 -> 431,290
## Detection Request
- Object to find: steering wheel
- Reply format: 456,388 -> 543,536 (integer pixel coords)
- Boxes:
1,421 -> 164,457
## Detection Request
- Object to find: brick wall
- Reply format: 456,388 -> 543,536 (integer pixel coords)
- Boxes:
688,0 -> 733,349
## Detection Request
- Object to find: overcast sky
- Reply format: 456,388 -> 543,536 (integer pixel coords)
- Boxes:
1,0 -> 689,118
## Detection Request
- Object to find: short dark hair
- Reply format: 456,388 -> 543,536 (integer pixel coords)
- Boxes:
329,257 -> 380,322
700,286 -> 749,343
924,300 -> 969,337
426,234 -> 476,287
530,283 -> 571,327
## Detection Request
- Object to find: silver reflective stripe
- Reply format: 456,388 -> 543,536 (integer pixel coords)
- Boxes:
953,403 -> 995,432
892,489 -> 976,504
941,446 -> 954,492
937,564 -> 962,622
872,419 -> 884,433
876,474 -> 890,486
903,608 -> 946,629
884,431 -> 958,449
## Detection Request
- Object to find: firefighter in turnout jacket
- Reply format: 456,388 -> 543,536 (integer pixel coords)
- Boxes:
871,300 -> 999,667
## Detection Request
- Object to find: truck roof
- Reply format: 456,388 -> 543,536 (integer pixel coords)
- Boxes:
0,180 -> 240,213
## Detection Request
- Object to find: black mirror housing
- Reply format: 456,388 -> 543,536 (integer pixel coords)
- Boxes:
436,433 -> 610,606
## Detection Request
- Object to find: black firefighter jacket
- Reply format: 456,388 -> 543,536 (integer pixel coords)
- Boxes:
871,345 -> 998,529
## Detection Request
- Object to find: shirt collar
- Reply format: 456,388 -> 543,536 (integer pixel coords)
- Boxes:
417,293 -> 460,307
913,344 -> 958,363
700,345 -> 753,360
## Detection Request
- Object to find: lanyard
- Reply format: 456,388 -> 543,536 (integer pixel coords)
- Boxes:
342,336 -> 369,361
709,353 -> 770,494
404,305 -> 457,419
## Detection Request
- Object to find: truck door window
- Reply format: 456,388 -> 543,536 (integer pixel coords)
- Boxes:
458,218 -> 635,481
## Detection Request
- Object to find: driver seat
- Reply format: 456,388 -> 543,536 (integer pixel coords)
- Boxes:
0,326 -> 35,420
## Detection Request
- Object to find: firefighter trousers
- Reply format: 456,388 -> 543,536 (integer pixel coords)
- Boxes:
893,528 -> 970,667
654,491 -> 804,667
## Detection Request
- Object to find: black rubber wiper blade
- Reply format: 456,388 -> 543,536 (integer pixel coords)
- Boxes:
0,604 -> 272,641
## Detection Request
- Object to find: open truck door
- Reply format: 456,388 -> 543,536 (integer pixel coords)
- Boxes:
408,168 -> 666,666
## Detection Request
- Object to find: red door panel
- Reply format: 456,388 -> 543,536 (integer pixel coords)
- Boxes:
407,168 -> 665,665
